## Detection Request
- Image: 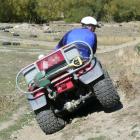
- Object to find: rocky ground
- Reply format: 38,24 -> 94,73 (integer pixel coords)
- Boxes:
0,21 -> 140,140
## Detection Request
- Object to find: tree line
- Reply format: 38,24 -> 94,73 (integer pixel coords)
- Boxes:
0,0 -> 140,23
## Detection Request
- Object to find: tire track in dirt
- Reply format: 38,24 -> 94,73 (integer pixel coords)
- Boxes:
0,36 -> 57,47
97,37 -> 140,54
0,36 -> 140,54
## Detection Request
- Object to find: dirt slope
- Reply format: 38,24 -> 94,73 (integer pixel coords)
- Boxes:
10,39 -> 140,140
11,95 -> 140,140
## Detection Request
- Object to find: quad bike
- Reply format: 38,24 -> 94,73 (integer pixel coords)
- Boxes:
16,41 -> 120,134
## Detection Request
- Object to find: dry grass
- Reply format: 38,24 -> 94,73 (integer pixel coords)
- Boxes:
0,96 -> 14,114
117,74 -> 136,100
98,36 -> 135,46
0,112 -> 34,140
0,46 -> 37,123
0,95 -> 19,122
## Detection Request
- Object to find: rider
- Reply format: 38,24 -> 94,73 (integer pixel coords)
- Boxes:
55,16 -> 99,57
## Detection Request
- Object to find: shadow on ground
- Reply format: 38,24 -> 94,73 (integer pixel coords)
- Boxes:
65,98 -> 123,123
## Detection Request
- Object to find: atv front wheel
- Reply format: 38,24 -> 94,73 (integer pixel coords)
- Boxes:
36,109 -> 65,134
92,70 -> 120,109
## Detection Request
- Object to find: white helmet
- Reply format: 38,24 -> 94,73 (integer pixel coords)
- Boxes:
81,16 -> 98,26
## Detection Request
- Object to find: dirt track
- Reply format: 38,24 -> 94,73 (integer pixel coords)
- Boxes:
11,95 -> 140,140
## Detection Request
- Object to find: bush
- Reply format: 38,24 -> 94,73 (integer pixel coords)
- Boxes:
0,0 -> 140,23
64,6 -> 93,23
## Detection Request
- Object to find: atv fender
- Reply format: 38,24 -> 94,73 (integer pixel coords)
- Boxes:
27,93 -> 47,111
79,59 -> 103,84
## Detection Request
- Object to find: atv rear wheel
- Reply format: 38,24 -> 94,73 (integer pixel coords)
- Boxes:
36,109 -> 65,134
92,70 -> 120,109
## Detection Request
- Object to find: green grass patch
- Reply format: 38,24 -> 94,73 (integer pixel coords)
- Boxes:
0,46 -> 37,140
131,124 -> 138,130
0,112 -> 34,140
0,45 -> 39,126
131,130 -> 139,137
88,136 -> 107,140
135,43 -> 140,55
0,50 -> 37,95
0,96 -> 28,123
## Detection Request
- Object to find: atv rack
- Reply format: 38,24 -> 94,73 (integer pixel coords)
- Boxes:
16,41 -> 93,94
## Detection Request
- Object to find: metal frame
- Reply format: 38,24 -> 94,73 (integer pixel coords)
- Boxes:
16,41 -> 93,94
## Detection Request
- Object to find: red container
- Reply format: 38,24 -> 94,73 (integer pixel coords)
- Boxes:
54,77 -> 74,94
36,50 -> 65,71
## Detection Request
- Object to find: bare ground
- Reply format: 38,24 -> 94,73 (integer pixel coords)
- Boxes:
0,22 -> 140,140
10,39 -> 140,140
10,95 -> 140,140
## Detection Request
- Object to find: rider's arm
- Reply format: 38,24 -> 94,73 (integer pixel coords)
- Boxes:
55,31 -> 70,50
92,33 -> 97,54
55,38 -> 64,50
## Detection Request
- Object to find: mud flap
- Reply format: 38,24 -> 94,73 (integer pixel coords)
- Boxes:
79,59 -> 103,84
27,93 -> 47,111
